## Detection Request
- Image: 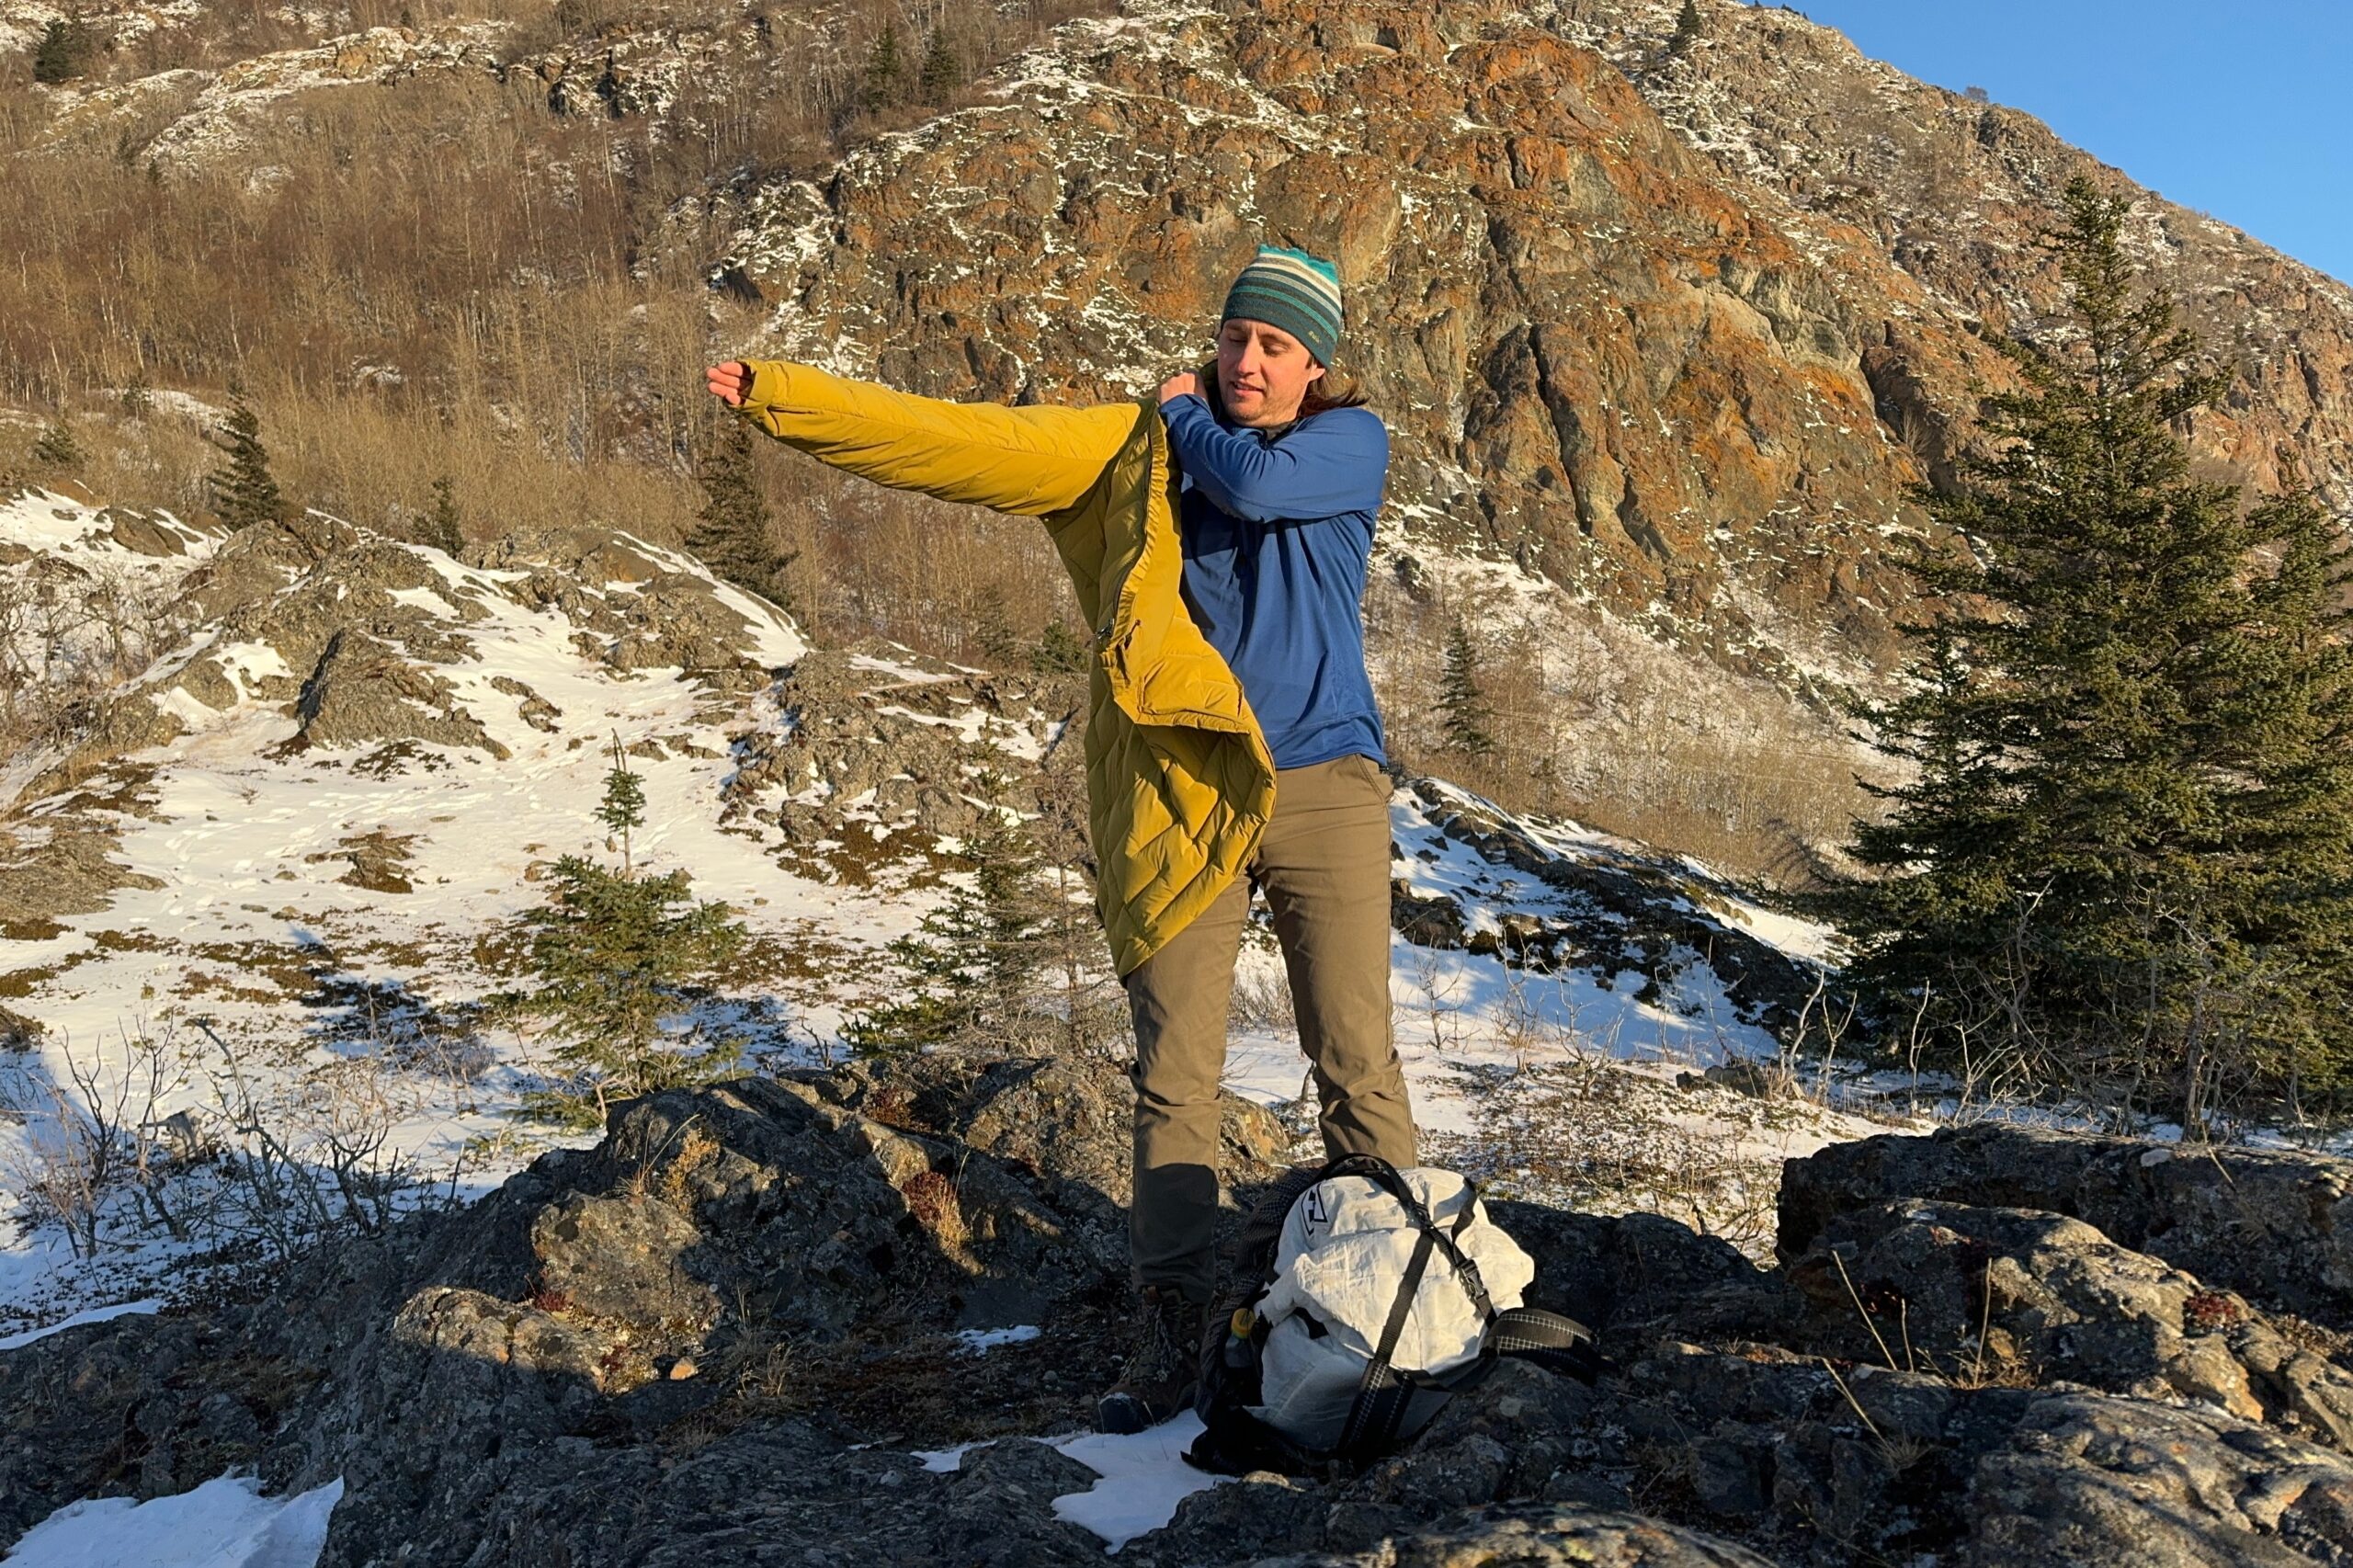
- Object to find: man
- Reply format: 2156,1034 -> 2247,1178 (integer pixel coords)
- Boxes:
1103,247 -> 1415,1433
704,244 -> 1415,1437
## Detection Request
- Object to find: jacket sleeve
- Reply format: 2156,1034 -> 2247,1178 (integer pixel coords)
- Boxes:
1159,398 -> 1388,523
736,360 -> 1139,517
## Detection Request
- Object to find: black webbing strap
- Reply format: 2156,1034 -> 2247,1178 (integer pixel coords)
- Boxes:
1188,1155 -> 1603,1478
1336,1179 -> 1483,1460
1488,1305 -> 1602,1381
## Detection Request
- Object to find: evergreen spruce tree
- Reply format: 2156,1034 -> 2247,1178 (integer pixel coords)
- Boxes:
1438,619 -> 1495,759
972,583 -> 1021,666
30,423 -> 82,470
1668,0 -> 1703,57
1029,619 -> 1090,675
596,732 -> 648,874
119,373 -> 151,418
500,737 -> 746,1125
860,19 -> 904,112
686,414 -> 792,611
208,385 -> 285,531
33,17 -> 88,84
1836,176 -> 2353,1123
918,27 -> 960,102
424,475 -> 465,559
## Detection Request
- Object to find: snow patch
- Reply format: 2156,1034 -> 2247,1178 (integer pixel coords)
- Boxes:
0,1297 -> 160,1351
4,1473 -> 343,1568
1049,1413 -> 1225,1551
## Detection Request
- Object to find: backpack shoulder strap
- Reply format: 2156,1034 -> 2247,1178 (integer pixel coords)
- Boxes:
1313,1154 -> 1495,1318
1333,1176 -> 1483,1460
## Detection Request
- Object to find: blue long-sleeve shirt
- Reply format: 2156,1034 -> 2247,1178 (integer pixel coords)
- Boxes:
1160,393 -> 1389,771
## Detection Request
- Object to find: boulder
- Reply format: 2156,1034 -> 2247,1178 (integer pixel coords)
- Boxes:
1781,1127 -> 2353,1327
1244,1502 -> 1779,1567
9,1062 -> 2352,1568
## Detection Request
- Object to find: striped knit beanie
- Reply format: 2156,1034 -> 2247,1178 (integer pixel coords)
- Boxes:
1220,245 -> 1344,367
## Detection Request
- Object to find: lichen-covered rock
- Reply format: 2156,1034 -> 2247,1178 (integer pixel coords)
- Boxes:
1780,1126 -> 2353,1327
1782,1200 -> 2353,1456
1491,1200 -> 1764,1335
293,625 -> 507,757
1967,1393 -> 2353,1567
0,1313 -> 207,1538
11,1062 -> 2353,1568
1332,1359 -> 1620,1540
1245,1502 -> 1780,1567
528,1193 -> 717,1328
721,644 -> 1085,883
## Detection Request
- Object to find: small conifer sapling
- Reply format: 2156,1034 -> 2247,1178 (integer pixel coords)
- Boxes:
919,27 -> 960,102
497,734 -> 746,1124
33,17 -> 89,83
31,423 -> 82,470
861,19 -> 904,111
425,475 -> 465,559
1668,0 -> 1703,57
686,414 -> 792,611
597,732 -> 648,875
208,384 -> 286,531
1438,619 -> 1496,759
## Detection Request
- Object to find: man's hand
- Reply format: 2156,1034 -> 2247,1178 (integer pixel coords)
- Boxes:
1156,369 -> 1201,406
705,361 -> 753,407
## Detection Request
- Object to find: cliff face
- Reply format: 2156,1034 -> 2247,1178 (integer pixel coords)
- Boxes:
689,0 -> 2353,690
1558,0 -> 2353,511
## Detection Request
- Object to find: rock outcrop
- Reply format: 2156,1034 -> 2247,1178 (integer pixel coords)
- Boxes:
6,1070 -> 2353,1566
1779,1124 -> 2353,1327
722,643 -> 1087,884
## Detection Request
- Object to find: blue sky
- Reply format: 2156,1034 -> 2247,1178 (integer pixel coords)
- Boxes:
1772,2 -> 2353,284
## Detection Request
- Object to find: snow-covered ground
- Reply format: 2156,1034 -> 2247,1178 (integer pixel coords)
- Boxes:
0,491 -> 885,1331
920,1413 -> 1223,1554
0,486 -> 1886,1345
0,486 -> 1903,1566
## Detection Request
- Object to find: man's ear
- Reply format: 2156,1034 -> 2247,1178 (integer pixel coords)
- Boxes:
1305,361 -> 1327,384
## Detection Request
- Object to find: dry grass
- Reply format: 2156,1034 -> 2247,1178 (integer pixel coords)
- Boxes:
1369,572 -> 1891,887
1428,1059 -> 1793,1257
656,1123 -> 722,1211
1,0 -> 1112,577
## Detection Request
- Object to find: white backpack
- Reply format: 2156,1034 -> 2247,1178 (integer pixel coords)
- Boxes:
1188,1155 -> 1597,1474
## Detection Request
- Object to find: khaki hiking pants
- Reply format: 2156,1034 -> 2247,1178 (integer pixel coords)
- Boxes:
1123,751 -> 1418,1304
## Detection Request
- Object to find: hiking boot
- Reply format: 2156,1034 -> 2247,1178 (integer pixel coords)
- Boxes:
1095,1285 -> 1203,1434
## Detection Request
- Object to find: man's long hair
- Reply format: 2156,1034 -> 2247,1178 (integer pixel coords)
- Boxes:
1300,372 -> 1370,417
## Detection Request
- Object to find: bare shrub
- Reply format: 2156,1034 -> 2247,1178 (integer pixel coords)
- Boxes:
1228,963 -> 1296,1038
1430,1060 -> 1784,1256
0,1026 -> 179,1256
182,1018 -> 440,1263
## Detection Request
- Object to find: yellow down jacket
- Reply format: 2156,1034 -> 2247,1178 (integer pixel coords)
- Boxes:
737,360 -> 1276,977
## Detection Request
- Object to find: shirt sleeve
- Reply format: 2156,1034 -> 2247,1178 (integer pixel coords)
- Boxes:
1159,398 -> 1388,523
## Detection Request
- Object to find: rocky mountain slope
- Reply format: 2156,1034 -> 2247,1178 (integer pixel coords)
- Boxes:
5,483 -> 2350,1566
10,0 -> 2347,869
691,0 -> 2353,688
8,1 -> 2353,1558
